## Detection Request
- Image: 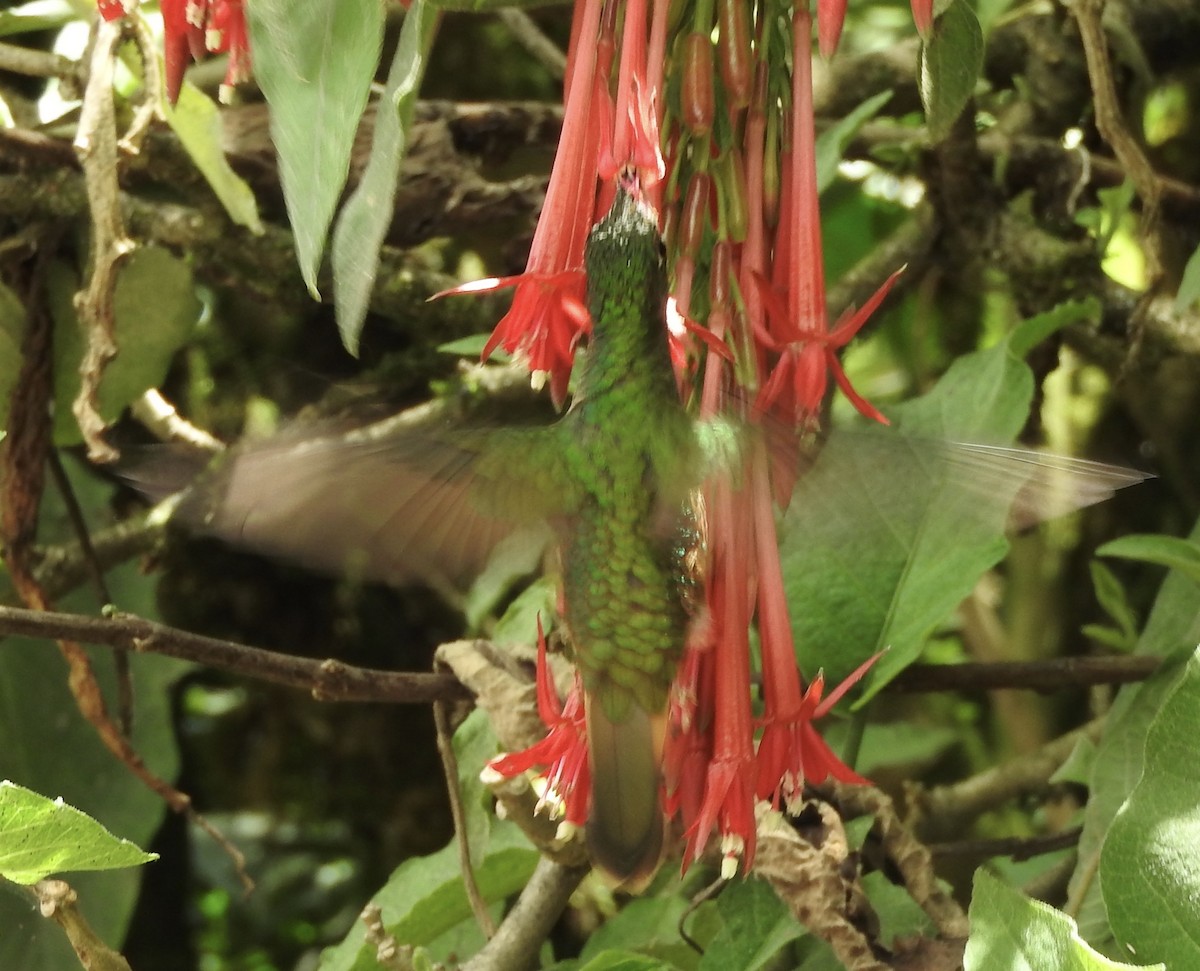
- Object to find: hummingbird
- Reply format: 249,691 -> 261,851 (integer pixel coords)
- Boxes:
164,184 -> 1147,888
174,184 -> 717,887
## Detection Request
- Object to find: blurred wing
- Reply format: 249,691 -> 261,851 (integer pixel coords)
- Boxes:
936,441 -> 1149,529
802,426 -> 1149,530
172,423 -> 566,592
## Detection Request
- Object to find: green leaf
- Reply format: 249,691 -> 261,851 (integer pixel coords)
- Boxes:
0,279 -> 26,430
438,334 -> 499,358
964,869 -> 1163,970
1098,534 -> 1200,588
783,328 -> 1033,698
919,0 -> 984,141
164,84 -> 263,233
1100,650 -> 1200,968
0,782 -> 157,884
1068,512 -> 1200,946
491,575 -> 557,647
316,822 -> 537,971
246,0 -> 384,298
581,894 -> 701,970
332,0 -> 439,355
1087,561 -> 1139,651
1176,241 -> 1200,312
51,247 -> 201,444
451,708 -> 500,867
861,872 -> 935,947
1008,298 -> 1101,357
815,90 -> 892,195
698,878 -> 805,971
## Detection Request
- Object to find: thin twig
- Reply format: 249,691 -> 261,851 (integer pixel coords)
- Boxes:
1070,0 -> 1165,288
888,655 -> 1161,693
0,605 -> 472,704
31,879 -> 133,971
46,451 -> 134,736
29,514 -> 164,602
433,689 -> 496,938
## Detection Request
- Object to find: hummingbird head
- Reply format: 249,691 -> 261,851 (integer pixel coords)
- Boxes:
585,184 -> 665,292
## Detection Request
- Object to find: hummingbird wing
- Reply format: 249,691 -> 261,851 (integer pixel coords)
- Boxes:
171,417 -> 578,593
792,426 -> 1149,529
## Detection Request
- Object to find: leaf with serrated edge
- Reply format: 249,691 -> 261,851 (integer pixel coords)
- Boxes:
965,869 -> 1162,970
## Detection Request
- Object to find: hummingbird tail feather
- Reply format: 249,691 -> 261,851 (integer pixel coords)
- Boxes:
585,699 -> 664,892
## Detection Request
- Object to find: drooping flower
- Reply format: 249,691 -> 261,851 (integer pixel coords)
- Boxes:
753,7 -> 897,429
681,474 -> 760,879
156,0 -> 251,105
438,0 -> 608,408
487,620 -> 590,833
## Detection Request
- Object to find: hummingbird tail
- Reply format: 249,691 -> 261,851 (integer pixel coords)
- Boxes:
584,698 -> 665,892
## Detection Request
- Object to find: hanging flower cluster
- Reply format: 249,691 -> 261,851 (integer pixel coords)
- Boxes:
97,0 -> 250,105
485,0 -> 915,881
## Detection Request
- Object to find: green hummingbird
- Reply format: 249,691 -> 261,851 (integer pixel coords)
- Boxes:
175,185 -> 720,887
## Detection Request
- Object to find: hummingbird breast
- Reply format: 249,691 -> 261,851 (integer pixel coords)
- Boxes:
558,422 -> 691,725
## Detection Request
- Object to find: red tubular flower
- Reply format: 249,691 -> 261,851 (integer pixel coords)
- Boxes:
487,620 -> 590,832
750,439 -> 873,808
684,475 -> 759,878
438,0 -> 605,408
753,7 -> 895,429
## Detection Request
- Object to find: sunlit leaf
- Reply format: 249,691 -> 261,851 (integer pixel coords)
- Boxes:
0,782 -> 157,885
1068,513 -> 1200,945
1176,242 -> 1200,312
964,869 -> 1163,970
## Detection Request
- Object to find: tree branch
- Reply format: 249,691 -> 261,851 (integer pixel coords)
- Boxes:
888,655 -> 1161,693
0,605 -> 471,704
460,857 -> 589,971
